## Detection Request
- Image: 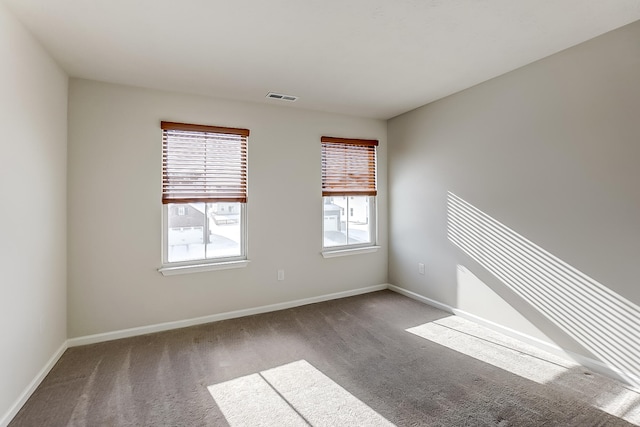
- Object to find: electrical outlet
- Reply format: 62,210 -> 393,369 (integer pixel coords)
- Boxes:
277,269 -> 285,281
418,263 -> 425,275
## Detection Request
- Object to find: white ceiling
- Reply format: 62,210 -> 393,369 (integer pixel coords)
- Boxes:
4,0 -> 640,119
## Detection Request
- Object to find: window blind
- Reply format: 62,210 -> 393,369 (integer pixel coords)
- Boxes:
161,121 -> 249,204
321,136 -> 378,196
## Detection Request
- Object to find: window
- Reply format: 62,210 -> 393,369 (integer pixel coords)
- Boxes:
160,121 -> 248,270
321,136 -> 377,251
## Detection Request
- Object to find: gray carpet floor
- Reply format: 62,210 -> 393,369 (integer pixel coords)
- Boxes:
9,290 -> 640,426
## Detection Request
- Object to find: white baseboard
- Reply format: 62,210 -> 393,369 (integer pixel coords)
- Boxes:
387,284 -> 640,390
68,284 -> 390,347
0,341 -> 68,427
388,285 -> 566,355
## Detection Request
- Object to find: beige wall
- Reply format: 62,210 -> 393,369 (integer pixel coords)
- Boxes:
0,2 -> 68,422
67,79 -> 388,338
388,21 -> 640,380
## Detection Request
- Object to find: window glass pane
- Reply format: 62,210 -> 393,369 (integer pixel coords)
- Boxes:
348,196 -> 371,244
207,202 -> 242,258
323,196 -> 373,248
323,197 -> 347,247
167,202 -> 243,263
167,203 -> 206,262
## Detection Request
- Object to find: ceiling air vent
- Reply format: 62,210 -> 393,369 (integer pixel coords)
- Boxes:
267,92 -> 298,102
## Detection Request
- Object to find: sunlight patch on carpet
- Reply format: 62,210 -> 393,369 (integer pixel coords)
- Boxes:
407,315 -> 640,424
208,360 -> 395,426
408,315 -> 573,384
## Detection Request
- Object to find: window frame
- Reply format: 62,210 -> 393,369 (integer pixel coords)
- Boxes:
320,136 -> 379,256
158,121 -> 249,274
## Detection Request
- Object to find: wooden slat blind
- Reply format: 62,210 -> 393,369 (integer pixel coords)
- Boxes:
161,121 -> 249,204
321,136 -> 378,196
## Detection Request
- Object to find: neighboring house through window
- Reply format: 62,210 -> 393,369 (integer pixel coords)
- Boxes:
160,121 -> 249,269
321,136 -> 377,250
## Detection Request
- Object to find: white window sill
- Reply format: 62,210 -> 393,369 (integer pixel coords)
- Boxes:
158,260 -> 249,276
321,246 -> 380,258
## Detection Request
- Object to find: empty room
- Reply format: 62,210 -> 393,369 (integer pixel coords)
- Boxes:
2,0 -> 640,425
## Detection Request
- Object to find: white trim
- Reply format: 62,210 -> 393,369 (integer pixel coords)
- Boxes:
158,259 -> 249,276
387,285 -> 454,313
387,284 -> 640,391
321,246 -> 380,258
0,341 -> 68,427
68,284 -> 390,347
